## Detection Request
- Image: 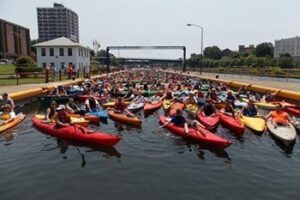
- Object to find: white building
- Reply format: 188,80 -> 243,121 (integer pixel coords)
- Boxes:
274,36 -> 300,58
33,37 -> 90,71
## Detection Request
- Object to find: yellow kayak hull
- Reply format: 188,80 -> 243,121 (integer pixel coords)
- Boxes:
185,104 -> 199,115
240,115 -> 266,132
163,99 -> 173,110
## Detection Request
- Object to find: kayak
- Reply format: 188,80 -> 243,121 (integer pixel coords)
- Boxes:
108,110 -> 142,127
169,102 -> 185,116
219,113 -> 245,135
242,98 -> 279,110
144,90 -> 157,97
185,104 -> 199,116
159,116 -> 232,149
127,102 -> 144,112
197,112 -> 220,130
283,107 -> 300,117
68,113 -> 100,124
144,100 -> 162,113
240,115 -> 266,133
88,110 -> 108,123
32,117 -> 121,147
267,120 -> 296,146
35,114 -> 89,127
0,113 -> 26,133
163,99 -> 173,110
102,101 -> 130,109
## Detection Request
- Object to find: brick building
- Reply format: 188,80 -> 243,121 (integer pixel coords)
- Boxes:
0,18 -> 31,59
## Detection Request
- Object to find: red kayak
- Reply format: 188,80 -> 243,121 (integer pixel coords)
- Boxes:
219,113 -> 245,135
159,116 -> 232,149
197,112 -> 220,130
144,100 -> 162,113
32,117 -> 121,147
169,102 -> 185,116
283,107 -> 300,117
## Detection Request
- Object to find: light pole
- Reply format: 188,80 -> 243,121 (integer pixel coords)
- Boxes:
187,23 -> 203,75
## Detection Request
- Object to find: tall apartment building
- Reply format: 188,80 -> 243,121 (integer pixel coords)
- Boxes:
37,3 -> 79,42
0,18 -> 31,59
274,36 -> 300,58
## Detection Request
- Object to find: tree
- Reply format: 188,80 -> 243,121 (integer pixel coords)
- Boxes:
277,55 -> 293,68
255,42 -> 274,57
221,48 -> 234,57
15,56 -> 37,68
203,46 -> 222,59
30,39 -> 41,54
90,50 -> 95,57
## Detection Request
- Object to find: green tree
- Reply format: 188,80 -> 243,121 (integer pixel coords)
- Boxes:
255,42 -> 274,57
203,46 -> 222,59
15,56 -> 37,68
277,56 -> 294,68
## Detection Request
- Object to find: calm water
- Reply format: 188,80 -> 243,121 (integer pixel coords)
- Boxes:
1,103 -> 300,200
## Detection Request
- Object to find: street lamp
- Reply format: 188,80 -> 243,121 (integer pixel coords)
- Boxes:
187,23 -> 203,75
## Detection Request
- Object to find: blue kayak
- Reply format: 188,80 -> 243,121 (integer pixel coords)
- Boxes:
89,110 -> 108,123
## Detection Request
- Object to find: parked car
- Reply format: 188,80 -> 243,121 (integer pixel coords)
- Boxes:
0,59 -> 13,65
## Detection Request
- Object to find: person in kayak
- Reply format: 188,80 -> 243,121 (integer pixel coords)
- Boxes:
158,109 -> 189,136
236,84 -> 251,97
66,98 -> 85,115
161,91 -> 174,100
85,97 -> 100,112
240,98 -> 259,117
45,100 -> 57,122
265,104 -> 293,128
113,97 -> 134,117
0,93 -> 15,111
226,91 -> 235,108
200,98 -> 217,116
262,90 -> 281,103
184,93 -> 197,104
0,104 -> 16,125
208,88 -> 219,102
55,105 -> 71,127
133,92 -> 146,104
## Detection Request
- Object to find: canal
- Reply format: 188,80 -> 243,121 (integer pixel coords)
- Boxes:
0,103 -> 300,200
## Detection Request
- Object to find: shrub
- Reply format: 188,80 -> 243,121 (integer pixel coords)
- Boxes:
15,67 -> 43,77
15,56 -> 37,68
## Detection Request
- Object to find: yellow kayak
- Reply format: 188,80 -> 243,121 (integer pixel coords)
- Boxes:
185,104 -> 199,116
0,113 -> 26,133
240,115 -> 266,133
163,99 -> 173,110
242,98 -> 279,110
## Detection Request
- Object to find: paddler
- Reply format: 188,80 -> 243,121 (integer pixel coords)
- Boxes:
0,93 -> 15,111
133,92 -> 146,104
113,97 -> 134,117
262,90 -> 281,103
0,104 -> 16,125
200,98 -> 217,117
265,104 -> 293,128
184,93 -> 197,104
240,98 -> 259,117
158,109 -> 189,135
66,97 -> 85,115
55,105 -> 71,127
45,100 -> 57,122
85,97 -> 101,112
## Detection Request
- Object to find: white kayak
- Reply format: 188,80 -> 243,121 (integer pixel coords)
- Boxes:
267,120 -> 297,146
127,102 -> 144,112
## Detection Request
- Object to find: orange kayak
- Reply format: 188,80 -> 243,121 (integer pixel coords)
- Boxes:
0,113 -> 26,133
169,102 -> 185,116
108,110 -> 142,127
67,113 -> 100,123
144,100 -> 162,113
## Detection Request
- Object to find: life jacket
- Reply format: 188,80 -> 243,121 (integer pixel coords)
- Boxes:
270,111 -> 288,125
56,111 -> 70,123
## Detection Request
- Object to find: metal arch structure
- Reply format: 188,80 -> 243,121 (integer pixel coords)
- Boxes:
106,46 -> 186,73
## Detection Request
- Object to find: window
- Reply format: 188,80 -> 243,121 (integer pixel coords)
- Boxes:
68,48 -> 72,56
41,48 -> 46,56
49,48 -> 54,56
78,49 -> 80,56
59,48 -> 64,56
42,62 -> 47,68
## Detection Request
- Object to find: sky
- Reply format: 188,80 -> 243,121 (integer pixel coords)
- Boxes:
1,0 -> 300,59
